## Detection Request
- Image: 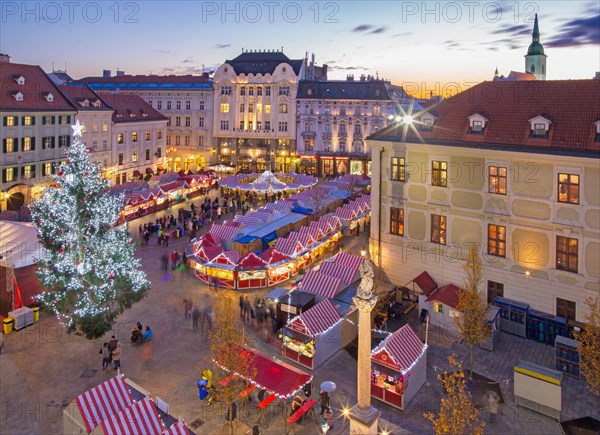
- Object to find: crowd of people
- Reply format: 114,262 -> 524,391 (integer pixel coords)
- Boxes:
238,295 -> 279,341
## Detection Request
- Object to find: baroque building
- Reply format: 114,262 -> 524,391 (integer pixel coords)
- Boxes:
368,79 -> 600,324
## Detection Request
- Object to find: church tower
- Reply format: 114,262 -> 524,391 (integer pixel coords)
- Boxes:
525,14 -> 547,80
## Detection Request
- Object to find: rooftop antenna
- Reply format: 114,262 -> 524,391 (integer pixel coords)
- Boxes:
52,61 -> 55,71
64,61 -> 67,72
376,70 -> 379,79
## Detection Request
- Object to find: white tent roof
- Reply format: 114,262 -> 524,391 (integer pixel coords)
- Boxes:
0,221 -> 40,268
249,171 -> 288,192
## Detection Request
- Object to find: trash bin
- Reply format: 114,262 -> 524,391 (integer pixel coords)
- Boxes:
32,307 -> 40,322
198,379 -> 208,400
3,318 -> 14,334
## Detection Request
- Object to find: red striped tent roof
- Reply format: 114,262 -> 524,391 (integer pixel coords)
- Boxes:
195,245 -> 223,262
298,227 -> 316,247
18,205 -> 31,218
320,215 -> 342,231
307,222 -> 325,241
165,421 -> 190,435
211,250 -> 240,266
253,210 -> 273,222
265,202 -> 292,214
275,236 -> 304,257
159,180 -> 188,194
426,284 -> 462,310
74,376 -> 134,432
334,205 -> 357,221
237,252 -> 267,269
371,324 -> 425,372
260,248 -> 290,265
209,224 -> 239,241
223,220 -> 241,228
101,397 -> 165,435
233,214 -> 265,227
200,233 -> 221,246
335,252 -> 364,270
287,299 -> 341,336
124,194 -> 144,206
319,261 -> 358,285
0,210 -> 19,221
300,270 -> 343,299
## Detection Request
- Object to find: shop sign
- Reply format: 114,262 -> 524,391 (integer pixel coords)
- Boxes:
166,147 -> 178,154
372,350 -> 401,371
280,304 -> 297,315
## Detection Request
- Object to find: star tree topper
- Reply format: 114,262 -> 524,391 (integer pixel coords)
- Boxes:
71,119 -> 84,137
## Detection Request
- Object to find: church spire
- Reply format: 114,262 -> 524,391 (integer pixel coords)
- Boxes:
525,13 -> 547,80
532,13 -> 540,41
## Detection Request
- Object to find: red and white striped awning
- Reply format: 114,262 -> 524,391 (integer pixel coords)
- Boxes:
265,202 -> 292,214
164,421 -> 190,435
101,397 -> 165,435
335,252 -> 364,271
210,250 -> 240,266
233,214 -> 266,227
209,224 -> 239,241
275,236 -> 304,257
371,324 -> 425,372
300,270 -> 343,298
298,227 -> 316,248
334,205 -> 357,221
319,261 -> 358,285
253,210 -> 273,223
196,245 -> 223,262
320,215 -> 342,231
287,299 -> 341,337
308,221 -> 325,240
74,376 -> 133,432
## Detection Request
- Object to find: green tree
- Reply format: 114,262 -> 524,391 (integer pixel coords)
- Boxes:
424,354 -> 485,435
209,295 -> 256,430
574,296 -> 600,395
30,122 -> 150,339
454,245 -> 492,378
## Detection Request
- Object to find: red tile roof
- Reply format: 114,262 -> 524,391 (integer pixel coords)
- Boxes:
0,62 -> 75,111
57,85 -> 111,110
100,93 -> 166,123
426,284 -> 462,310
371,79 -> 600,154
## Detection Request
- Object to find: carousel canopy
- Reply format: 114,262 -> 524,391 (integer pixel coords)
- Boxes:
220,171 -> 317,193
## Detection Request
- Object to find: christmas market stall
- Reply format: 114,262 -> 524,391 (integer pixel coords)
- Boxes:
260,248 -> 292,286
236,252 -> 268,289
418,283 -> 463,332
275,290 -> 315,330
298,270 -> 344,302
203,251 -> 240,289
281,299 -> 345,370
63,375 -> 193,435
371,324 -> 427,410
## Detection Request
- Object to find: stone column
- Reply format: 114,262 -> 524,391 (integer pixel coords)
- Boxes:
348,294 -> 381,434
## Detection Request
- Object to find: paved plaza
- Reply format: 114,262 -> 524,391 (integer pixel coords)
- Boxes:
1,199 -> 599,434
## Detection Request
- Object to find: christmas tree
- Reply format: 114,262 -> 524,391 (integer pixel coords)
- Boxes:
31,121 -> 150,339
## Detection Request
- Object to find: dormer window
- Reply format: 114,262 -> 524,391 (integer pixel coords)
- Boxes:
420,115 -> 436,132
594,120 -> 600,142
92,100 -> 101,108
142,113 -> 148,118
116,113 -> 123,119
15,76 -> 25,85
13,91 -> 23,102
79,99 -> 89,107
468,113 -> 488,134
44,93 -> 54,102
529,115 -> 552,138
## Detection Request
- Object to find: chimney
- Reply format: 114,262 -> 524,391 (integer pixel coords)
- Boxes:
103,69 -> 111,78
0,53 -> 11,63
595,72 -> 600,80
360,74 -> 366,81
346,74 -> 354,81
116,70 -> 125,77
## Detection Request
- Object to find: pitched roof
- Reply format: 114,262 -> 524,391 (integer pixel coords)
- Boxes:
426,284 -> 462,310
225,50 -> 303,75
99,93 -> 167,123
300,270 -> 343,299
100,397 -> 165,435
287,299 -> 341,336
0,62 -> 75,111
57,85 -> 112,111
370,79 -> 600,155
297,79 -> 409,101
371,324 -> 425,372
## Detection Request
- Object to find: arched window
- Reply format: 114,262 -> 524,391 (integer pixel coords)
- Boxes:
530,64 -> 535,74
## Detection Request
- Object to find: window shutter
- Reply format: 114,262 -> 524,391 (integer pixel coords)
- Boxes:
51,137 -> 56,148
21,116 -> 25,125
2,139 -> 6,153
67,116 -> 71,124
67,135 -> 71,146
32,165 -> 36,178
41,165 -> 46,176
2,117 -> 6,127
51,116 -> 56,124
21,137 -> 25,151
31,116 -> 36,125
21,166 -> 25,177
2,169 -> 6,183
15,117 -> 18,126
31,137 -> 35,151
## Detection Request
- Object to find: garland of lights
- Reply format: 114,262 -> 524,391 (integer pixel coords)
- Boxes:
30,121 -> 150,337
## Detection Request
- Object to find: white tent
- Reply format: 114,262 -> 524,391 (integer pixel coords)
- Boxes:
0,221 -> 39,268
249,171 -> 288,192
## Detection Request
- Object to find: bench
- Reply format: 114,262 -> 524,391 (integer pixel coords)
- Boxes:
219,374 -> 237,387
239,384 -> 257,416
257,393 -> 277,428
286,398 -> 317,434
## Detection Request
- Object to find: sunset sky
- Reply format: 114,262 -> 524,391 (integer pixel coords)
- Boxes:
1,1 -> 598,97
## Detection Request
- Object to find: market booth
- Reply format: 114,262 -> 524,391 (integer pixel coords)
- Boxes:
236,252 -> 268,289
371,324 -> 427,410
281,299 -> 344,370
419,283 -> 462,332
276,290 -> 315,329
63,375 -> 192,434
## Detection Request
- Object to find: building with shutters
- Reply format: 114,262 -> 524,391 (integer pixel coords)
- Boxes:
367,78 -> 600,325
0,57 -> 77,212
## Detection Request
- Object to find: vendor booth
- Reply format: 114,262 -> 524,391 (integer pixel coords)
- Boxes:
282,299 -> 343,370
276,290 -> 315,328
236,252 -> 268,289
419,283 -> 462,332
371,324 -> 427,410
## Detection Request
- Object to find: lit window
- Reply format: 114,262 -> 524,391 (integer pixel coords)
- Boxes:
132,150 -> 138,162
220,103 -> 230,113
93,122 -> 98,133
434,303 -> 444,313
488,224 -> 506,257
102,122 -> 108,132
558,173 -> 579,204
256,104 -> 262,114
157,131 -> 162,140
23,116 -> 34,126
556,236 -> 578,273
145,131 -> 151,141
4,137 -> 16,153
488,166 -> 507,194
22,137 -> 33,151
118,133 -> 124,144
43,163 -> 52,176
390,207 -> 404,236
23,165 -> 34,179
391,157 -> 405,181
432,161 -> 447,187
132,132 -> 138,142
279,103 -> 287,114
265,104 -> 271,114
431,214 -> 446,245
4,116 -> 16,126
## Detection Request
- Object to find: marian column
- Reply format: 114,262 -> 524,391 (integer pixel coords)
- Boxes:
349,251 -> 381,434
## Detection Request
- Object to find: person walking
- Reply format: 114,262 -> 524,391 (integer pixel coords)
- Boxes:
108,335 -> 118,354
239,295 -> 244,318
171,251 -> 177,270
183,298 -> 193,320
243,296 -> 252,323
112,342 -> 122,371
161,252 -> 169,271
100,342 -> 110,370
191,306 -> 200,330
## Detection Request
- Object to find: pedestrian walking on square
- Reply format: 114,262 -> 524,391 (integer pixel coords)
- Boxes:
171,251 -> 177,270
112,342 -> 122,371
183,298 -> 193,320
191,306 -> 200,329
164,234 -> 169,247
243,297 -> 252,323
100,342 -> 110,370
161,252 -> 169,271
108,335 -> 118,354
239,295 -> 244,318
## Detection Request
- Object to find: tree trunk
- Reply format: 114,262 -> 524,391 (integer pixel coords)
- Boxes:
469,347 -> 474,380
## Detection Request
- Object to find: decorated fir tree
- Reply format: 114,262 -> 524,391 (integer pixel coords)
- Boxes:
31,121 -> 150,339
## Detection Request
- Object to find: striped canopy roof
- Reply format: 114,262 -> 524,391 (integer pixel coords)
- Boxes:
237,252 -> 267,269
100,397 -> 165,435
371,324 -> 425,372
319,215 -> 342,231
300,270 -> 343,299
319,261 -> 359,285
210,250 -> 240,266
287,299 -> 341,337
259,248 -> 290,265
158,180 -> 188,194
195,245 -> 223,262
275,236 -> 304,257
265,202 -> 292,214
209,223 -> 239,241
334,205 -> 358,221
74,376 -> 134,432
164,421 -> 190,435
335,252 -> 364,270
233,213 -> 266,227
307,221 -> 325,240
298,227 -> 316,247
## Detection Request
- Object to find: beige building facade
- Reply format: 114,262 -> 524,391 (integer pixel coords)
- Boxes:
368,79 -> 600,324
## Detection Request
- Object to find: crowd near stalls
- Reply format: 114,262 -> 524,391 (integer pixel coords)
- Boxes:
186,175 -> 371,289
63,375 -> 193,435
109,170 -> 218,223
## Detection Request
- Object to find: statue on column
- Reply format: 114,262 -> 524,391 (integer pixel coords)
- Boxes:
357,251 -> 374,300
